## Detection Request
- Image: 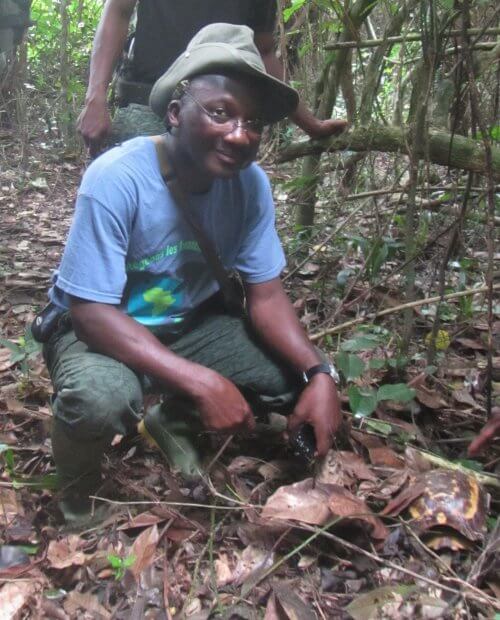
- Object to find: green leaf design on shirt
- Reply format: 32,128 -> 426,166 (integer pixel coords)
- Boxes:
143,287 -> 175,315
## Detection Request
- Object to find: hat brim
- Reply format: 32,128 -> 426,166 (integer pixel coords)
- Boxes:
149,43 -> 299,124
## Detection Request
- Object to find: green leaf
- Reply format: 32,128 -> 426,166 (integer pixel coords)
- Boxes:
18,545 -> 39,555
107,554 -> 122,568
336,352 -> 365,381
348,385 -> 377,417
341,334 -> 383,353
44,589 -> 67,600
364,419 -> 392,436
0,337 -> 20,353
123,554 -> 136,568
490,125 -> 500,141
0,445 -> 15,472
368,358 -> 386,370
455,459 -> 483,472
377,383 -> 415,403
12,473 -> 59,490
283,0 -> 307,22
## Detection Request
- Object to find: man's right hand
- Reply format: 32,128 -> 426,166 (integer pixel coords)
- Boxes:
193,367 -> 256,433
77,95 -> 112,158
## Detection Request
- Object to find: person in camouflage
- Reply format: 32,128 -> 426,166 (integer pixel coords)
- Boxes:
77,0 -> 348,157
0,0 -> 31,79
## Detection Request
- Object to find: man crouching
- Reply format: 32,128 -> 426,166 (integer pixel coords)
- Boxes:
43,23 -> 341,522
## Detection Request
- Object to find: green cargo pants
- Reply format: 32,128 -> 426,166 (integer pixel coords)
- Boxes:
43,302 -> 300,490
111,103 -> 165,144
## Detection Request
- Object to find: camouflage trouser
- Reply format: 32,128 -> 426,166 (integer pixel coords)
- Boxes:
0,0 -> 32,76
43,304 -> 299,486
111,103 -> 165,144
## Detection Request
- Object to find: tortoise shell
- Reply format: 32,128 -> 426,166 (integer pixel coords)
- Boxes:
408,469 -> 489,541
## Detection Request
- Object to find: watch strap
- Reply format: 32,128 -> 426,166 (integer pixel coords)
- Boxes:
302,362 -> 339,384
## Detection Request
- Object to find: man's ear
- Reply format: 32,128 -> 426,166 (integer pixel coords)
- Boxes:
166,101 -> 181,128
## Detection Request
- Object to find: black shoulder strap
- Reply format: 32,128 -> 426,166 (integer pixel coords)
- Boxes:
153,137 -> 243,313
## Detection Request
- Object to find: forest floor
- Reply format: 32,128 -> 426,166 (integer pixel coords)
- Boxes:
0,122 -> 499,619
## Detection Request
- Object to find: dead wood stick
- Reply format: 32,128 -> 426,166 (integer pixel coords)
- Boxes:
408,447 -> 500,489
303,526 -> 500,611
309,283 -> 500,341
324,27 -> 500,50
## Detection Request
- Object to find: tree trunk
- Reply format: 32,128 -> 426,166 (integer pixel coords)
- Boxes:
296,0 -> 376,227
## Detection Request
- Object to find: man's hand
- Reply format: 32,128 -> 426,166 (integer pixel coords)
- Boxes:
193,367 -> 256,433
287,374 -> 341,457
77,95 -> 112,158
467,407 -> 500,456
305,118 -> 349,140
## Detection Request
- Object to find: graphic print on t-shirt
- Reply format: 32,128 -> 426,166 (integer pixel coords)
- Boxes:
125,253 -> 215,327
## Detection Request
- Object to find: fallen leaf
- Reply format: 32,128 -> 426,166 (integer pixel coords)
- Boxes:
0,488 -> 21,526
257,460 -> 293,481
317,450 -> 377,486
345,584 -> 416,620
454,337 -> 486,351
130,524 -> 159,580
118,511 -> 167,531
414,385 -> 447,409
0,581 -> 37,618
404,447 -> 432,473
184,597 -> 202,616
452,389 -> 482,410
0,349 -> 16,372
377,469 -> 412,498
261,478 -> 332,525
215,553 -> 233,587
328,486 -> 389,541
351,430 -> 385,449
165,527 -> 197,543
47,535 -> 93,569
264,592 -> 283,620
380,482 -> 426,517
64,591 -> 111,618
368,446 -> 405,469
272,582 -> 317,620
227,456 -> 262,474
233,544 -> 275,586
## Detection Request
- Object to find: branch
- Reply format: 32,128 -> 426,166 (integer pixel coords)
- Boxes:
309,283 -> 500,341
324,27 -> 500,50
278,126 -> 500,179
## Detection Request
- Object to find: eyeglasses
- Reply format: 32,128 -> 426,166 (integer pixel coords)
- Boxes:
181,87 -> 264,137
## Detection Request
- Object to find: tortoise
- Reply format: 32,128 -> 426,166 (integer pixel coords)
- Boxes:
407,469 -> 489,548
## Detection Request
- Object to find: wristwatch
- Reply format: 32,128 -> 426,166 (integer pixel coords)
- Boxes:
302,362 -> 339,384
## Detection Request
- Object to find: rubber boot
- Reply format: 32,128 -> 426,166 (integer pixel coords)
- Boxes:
139,399 -> 205,479
51,419 -> 106,525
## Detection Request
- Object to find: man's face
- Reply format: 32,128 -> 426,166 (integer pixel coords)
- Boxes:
168,74 -> 264,181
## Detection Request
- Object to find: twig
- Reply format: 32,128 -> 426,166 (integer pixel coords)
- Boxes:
283,201 -> 367,282
324,27 -> 500,50
91,495 -> 262,510
295,524 -> 500,610
309,283 -> 500,341
205,434 -> 233,474
409,447 -> 500,489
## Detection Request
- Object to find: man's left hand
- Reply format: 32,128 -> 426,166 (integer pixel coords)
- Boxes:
287,373 -> 341,457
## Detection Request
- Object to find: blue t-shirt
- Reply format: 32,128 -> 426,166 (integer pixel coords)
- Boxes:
50,137 -> 285,333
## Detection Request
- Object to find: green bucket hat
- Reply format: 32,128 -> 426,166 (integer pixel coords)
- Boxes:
149,23 -> 299,124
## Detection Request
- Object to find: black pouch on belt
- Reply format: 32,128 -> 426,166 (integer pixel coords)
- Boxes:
31,302 -> 64,343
